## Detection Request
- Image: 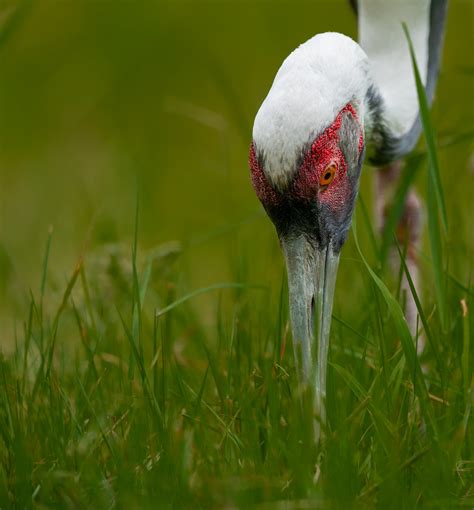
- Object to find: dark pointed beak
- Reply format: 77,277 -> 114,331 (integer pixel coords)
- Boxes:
281,235 -> 340,435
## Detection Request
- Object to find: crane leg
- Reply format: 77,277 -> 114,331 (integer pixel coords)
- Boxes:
375,161 -> 425,353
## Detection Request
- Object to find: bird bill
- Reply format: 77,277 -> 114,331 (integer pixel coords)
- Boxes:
281,235 -> 340,430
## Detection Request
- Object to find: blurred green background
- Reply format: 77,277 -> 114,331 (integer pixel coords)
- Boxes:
0,1 -> 473,507
0,0 -> 472,339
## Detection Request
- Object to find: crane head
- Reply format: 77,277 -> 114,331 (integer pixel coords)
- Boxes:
250,102 -> 365,425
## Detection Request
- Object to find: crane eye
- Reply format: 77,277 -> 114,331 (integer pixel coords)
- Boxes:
320,163 -> 337,189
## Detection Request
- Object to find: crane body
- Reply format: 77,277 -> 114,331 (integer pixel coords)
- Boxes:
250,0 -> 448,434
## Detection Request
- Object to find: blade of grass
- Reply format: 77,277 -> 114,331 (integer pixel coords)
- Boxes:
45,257 -> 82,380
71,300 -> 99,381
182,380 -> 243,451
191,365 -> 209,420
152,314 -> 159,397
156,282 -> 266,318
21,298 -> 34,396
358,194 -> 380,262
394,237 -> 443,379
352,215 -> 438,441
140,257 -> 153,305
40,226 -> 53,303
331,362 -> 395,438
131,189 -> 143,357
427,174 -> 446,328
371,282 -> 392,414
117,307 -> 163,427
402,23 -> 447,233
403,22 -> 447,328
36,226 -> 54,358
379,155 -> 423,267
79,265 -> 97,335
461,299 -> 470,406
195,330 -> 225,406
332,314 -> 367,342
77,378 -> 116,461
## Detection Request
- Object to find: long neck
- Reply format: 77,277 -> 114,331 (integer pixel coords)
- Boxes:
359,0 -> 448,164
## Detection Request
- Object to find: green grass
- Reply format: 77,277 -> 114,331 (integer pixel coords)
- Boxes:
1,186 -> 472,507
0,1 -> 473,508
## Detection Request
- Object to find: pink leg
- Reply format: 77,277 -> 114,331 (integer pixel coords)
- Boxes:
375,162 -> 424,353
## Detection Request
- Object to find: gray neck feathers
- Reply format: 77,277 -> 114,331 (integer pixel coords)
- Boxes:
365,0 -> 448,165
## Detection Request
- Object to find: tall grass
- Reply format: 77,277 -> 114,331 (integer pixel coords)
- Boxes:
0,4 -> 473,509
0,164 -> 472,508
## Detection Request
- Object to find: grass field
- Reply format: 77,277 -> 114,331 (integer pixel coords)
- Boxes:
0,1 -> 473,508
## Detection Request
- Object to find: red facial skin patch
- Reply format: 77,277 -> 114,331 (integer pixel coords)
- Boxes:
249,145 -> 280,206
249,103 -> 364,215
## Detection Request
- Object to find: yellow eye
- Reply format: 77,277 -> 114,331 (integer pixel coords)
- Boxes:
320,163 -> 337,189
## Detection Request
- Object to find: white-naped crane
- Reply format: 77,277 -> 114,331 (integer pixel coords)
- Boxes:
249,0 -> 448,433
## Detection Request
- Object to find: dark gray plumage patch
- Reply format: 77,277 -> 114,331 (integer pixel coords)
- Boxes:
339,109 -> 363,178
